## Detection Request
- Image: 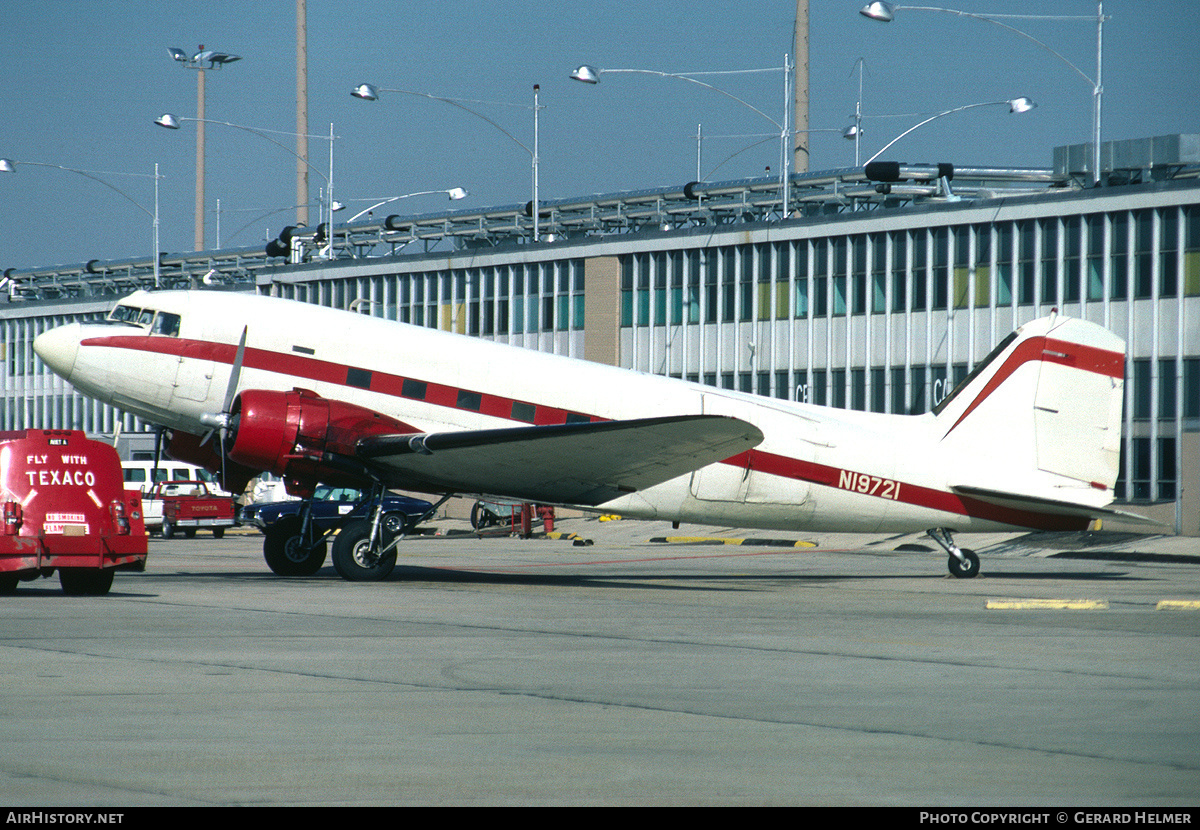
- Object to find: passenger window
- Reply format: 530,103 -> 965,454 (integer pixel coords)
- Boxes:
124,469 -> 146,483
152,312 -> 181,337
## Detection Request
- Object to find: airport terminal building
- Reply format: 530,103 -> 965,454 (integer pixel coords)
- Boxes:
4,135 -> 1199,533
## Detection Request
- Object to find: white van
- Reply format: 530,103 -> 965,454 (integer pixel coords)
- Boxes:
122,461 -> 230,530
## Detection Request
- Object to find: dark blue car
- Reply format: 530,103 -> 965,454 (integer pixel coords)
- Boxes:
242,485 -> 433,534
244,485 -> 434,577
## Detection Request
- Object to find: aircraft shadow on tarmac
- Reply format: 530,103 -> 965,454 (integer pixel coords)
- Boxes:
0,567 -> 1145,597
202,563 -> 1144,590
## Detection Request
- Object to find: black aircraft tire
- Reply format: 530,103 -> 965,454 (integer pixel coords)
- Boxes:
332,520 -> 397,582
947,549 -> 980,579
59,568 -> 115,595
263,516 -> 327,576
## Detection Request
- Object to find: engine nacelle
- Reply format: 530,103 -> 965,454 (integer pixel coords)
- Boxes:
226,389 -> 416,497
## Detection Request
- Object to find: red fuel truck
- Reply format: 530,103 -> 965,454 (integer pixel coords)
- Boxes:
0,430 -> 148,595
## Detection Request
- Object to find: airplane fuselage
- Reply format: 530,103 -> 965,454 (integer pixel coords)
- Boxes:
35,290 -> 1120,536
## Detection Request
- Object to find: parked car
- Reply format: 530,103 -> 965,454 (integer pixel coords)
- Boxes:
245,485 -> 435,577
242,485 -> 433,536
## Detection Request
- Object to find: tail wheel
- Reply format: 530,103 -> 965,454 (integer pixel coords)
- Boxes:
332,519 -> 396,582
947,549 -> 980,579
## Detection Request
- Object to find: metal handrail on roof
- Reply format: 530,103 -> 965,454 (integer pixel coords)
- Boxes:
2,163 -> 1068,302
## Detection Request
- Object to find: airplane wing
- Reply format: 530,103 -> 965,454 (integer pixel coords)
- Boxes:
951,485 -> 1163,526
355,414 -> 764,505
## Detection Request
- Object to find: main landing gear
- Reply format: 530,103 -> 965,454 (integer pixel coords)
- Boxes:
263,513 -> 327,576
262,487 -> 451,580
329,488 -> 452,582
927,528 -> 980,579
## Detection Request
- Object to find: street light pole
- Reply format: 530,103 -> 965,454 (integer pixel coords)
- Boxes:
864,97 -> 1036,165
0,159 -> 163,287
570,57 -> 794,214
341,188 -> 469,224
351,83 -> 544,241
859,2 -> 1105,183
155,114 -> 336,252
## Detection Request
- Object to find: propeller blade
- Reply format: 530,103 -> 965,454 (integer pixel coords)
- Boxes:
199,327 -> 248,448
222,326 -> 248,414
213,327 -> 247,490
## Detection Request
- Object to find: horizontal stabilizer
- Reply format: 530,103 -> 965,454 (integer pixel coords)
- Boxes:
951,485 -> 1162,526
356,414 -> 764,506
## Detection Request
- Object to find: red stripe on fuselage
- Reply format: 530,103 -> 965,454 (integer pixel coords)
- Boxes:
83,333 -> 1092,530
80,334 -> 596,427
720,449 -> 1088,531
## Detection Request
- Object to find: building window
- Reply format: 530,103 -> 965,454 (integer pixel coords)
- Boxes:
1134,210 -> 1154,298
1185,358 -> 1200,419
1160,208 -> 1179,298
1185,206 -> 1200,295
1111,212 -> 1130,299
1132,359 -> 1152,420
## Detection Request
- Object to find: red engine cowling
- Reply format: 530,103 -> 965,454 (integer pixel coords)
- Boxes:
226,389 -> 416,497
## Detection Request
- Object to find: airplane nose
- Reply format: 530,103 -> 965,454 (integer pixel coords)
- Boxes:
33,323 -> 82,380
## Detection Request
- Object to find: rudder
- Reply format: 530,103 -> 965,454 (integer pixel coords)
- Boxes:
935,314 -> 1125,509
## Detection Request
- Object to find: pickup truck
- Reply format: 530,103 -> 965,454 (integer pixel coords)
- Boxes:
152,481 -> 238,539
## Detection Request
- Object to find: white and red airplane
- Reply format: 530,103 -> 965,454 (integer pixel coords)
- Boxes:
34,289 -> 1134,580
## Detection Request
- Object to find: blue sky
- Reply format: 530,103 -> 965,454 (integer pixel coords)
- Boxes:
1,1 -> 1197,271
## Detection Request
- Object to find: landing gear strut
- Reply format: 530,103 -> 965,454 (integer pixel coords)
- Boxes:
331,489 -> 451,582
927,528 -> 980,579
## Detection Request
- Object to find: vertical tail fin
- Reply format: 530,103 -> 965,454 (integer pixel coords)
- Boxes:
935,314 -> 1125,508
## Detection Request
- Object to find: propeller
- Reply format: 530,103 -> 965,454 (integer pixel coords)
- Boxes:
199,326 -> 248,486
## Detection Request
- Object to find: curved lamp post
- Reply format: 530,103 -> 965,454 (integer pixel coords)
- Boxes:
860,1 -> 1105,183
155,114 -> 337,252
570,59 -> 795,210
352,83 -> 543,241
0,158 -> 162,287
864,97 -> 1036,165
342,188 -> 468,224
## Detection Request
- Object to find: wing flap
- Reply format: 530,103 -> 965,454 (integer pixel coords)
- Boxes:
356,414 -> 764,506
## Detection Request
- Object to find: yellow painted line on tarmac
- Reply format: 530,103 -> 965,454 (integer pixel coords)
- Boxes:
1156,600 -> 1200,610
986,598 -> 1109,610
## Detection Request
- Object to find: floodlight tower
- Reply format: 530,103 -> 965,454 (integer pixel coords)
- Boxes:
167,45 -> 242,250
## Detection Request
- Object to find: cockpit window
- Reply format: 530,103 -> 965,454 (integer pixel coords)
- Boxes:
108,305 -> 137,323
152,312 -> 181,337
106,305 -> 182,337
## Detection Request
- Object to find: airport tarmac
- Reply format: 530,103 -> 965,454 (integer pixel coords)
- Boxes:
1,518 -> 1198,807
